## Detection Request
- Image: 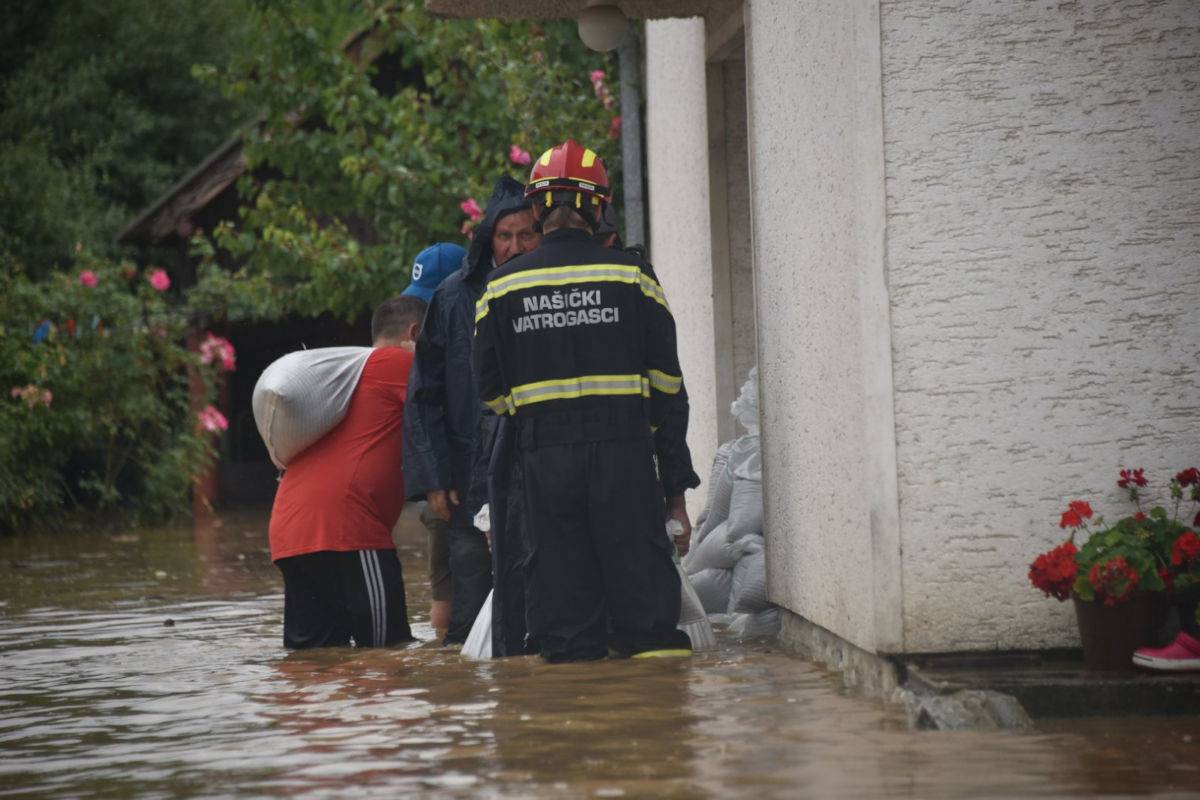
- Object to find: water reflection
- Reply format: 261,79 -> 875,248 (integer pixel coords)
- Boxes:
1,507 -> 1197,798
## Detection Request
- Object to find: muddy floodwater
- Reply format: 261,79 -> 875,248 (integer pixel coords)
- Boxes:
2,508 -> 1198,798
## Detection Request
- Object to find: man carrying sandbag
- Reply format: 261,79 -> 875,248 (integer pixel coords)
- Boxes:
268,297 -> 426,648
404,177 -> 541,645
473,140 -> 700,662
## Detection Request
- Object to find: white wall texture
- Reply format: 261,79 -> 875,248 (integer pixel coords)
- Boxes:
744,0 -> 903,654
880,0 -> 1200,650
645,18 -> 719,521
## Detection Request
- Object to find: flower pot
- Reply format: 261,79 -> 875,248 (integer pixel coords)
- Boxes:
1176,588 -> 1200,637
1072,592 -> 1166,672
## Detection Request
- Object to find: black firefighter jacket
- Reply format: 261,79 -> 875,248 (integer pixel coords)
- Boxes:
402,177 -> 531,517
472,226 -> 701,499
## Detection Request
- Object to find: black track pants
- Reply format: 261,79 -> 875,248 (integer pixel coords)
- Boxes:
520,433 -> 685,662
277,549 -> 414,649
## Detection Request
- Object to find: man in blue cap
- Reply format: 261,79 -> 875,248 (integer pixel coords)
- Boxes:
401,242 -> 467,307
398,242 -> 466,635
404,178 -> 540,645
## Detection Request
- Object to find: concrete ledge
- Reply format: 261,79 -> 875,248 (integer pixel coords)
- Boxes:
777,608 -> 900,697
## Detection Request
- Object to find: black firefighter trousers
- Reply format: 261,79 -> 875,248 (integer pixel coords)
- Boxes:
517,412 -> 689,662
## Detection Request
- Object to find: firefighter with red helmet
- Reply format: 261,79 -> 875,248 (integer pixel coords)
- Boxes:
472,140 -> 700,662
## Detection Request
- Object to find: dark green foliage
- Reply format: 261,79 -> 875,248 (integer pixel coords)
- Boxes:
0,0 -> 251,275
192,0 -> 620,323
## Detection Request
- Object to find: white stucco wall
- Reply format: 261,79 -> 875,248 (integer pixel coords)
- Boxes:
744,0 -> 903,654
646,18 -> 719,521
881,0 -> 1200,651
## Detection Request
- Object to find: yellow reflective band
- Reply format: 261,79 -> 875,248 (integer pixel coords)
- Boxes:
581,149 -> 597,168
545,192 -> 553,207
647,369 -> 683,395
540,148 -> 553,166
492,374 -> 651,412
484,394 -> 515,415
575,191 -> 581,208
478,264 -> 671,313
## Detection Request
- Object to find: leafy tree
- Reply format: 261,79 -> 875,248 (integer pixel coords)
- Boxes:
190,0 -> 621,323
0,0 -> 252,277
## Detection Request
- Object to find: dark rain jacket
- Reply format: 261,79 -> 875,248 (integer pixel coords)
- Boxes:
402,177 -> 531,520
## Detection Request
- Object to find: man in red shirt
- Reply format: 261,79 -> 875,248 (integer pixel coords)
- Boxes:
268,296 -> 425,648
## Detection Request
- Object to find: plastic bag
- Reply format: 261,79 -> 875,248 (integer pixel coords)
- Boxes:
690,568 -> 733,614
461,589 -> 494,660
677,564 -> 717,652
728,607 -> 780,638
730,367 -> 759,434
728,547 -> 768,613
252,346 -> 373,468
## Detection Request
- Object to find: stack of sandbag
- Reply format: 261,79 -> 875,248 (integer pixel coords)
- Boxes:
684,367 -> 779,638
252,346 -> 373,468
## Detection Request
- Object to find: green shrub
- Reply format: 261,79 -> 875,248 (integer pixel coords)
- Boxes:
0,251 -> 223,533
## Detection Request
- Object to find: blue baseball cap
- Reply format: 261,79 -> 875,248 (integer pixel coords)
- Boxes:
402,242 -> 467,302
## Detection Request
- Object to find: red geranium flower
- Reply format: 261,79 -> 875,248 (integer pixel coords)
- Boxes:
1029,541 -> 1078,601
1059,509 -> 1082,529
1159,567 -> 1175,593
1175,467 -> 1200,487
1171,530 -> 1200,567
1117,468 -> 1147,488
1134,511 -> 1147,521
1068,500 -> 1093,520
1088,556 -> 1140,607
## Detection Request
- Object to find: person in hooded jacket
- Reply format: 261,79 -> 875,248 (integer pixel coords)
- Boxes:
403,176 -> 540,645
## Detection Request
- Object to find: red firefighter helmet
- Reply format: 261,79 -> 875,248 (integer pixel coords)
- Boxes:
525,140 -> 611,213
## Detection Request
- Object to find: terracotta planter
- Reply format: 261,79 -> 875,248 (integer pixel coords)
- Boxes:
1072,592 -> 1167,672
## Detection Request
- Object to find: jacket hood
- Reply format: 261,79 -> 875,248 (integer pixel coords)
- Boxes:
464,176 -> 531,281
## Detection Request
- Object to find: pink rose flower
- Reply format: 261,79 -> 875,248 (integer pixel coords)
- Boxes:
80,270 -> 98,288
590,69 -> 606,84
198,332 -> 237,372
41,389 -> 52,408
148,268 -> 171,292
198,405 -> 229,433
460,198 -> 484,222
509,145 -> 532,166
609,116 -> 622,139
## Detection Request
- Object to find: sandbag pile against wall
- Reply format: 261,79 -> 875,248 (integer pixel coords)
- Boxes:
688,367 -> 780,639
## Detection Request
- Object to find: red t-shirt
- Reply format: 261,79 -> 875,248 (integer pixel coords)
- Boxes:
269,347 -> 413,560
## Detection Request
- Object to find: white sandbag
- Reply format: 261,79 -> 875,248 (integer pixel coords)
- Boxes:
707,613 -> 735,627
690,568 -> 733,614
697,441 -> 733,532
730,367 -> 759,434
695,457 -> 734,544
726,433 -> 760,481
728,547 -> 768,614
727,478 -> 764,540
684,520 -> 757,574
729,607 -> 780,638
461,589 -> 494,660
252,346 -> 373,469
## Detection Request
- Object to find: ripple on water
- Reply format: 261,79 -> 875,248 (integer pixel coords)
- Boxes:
1,509 -> 1199,798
